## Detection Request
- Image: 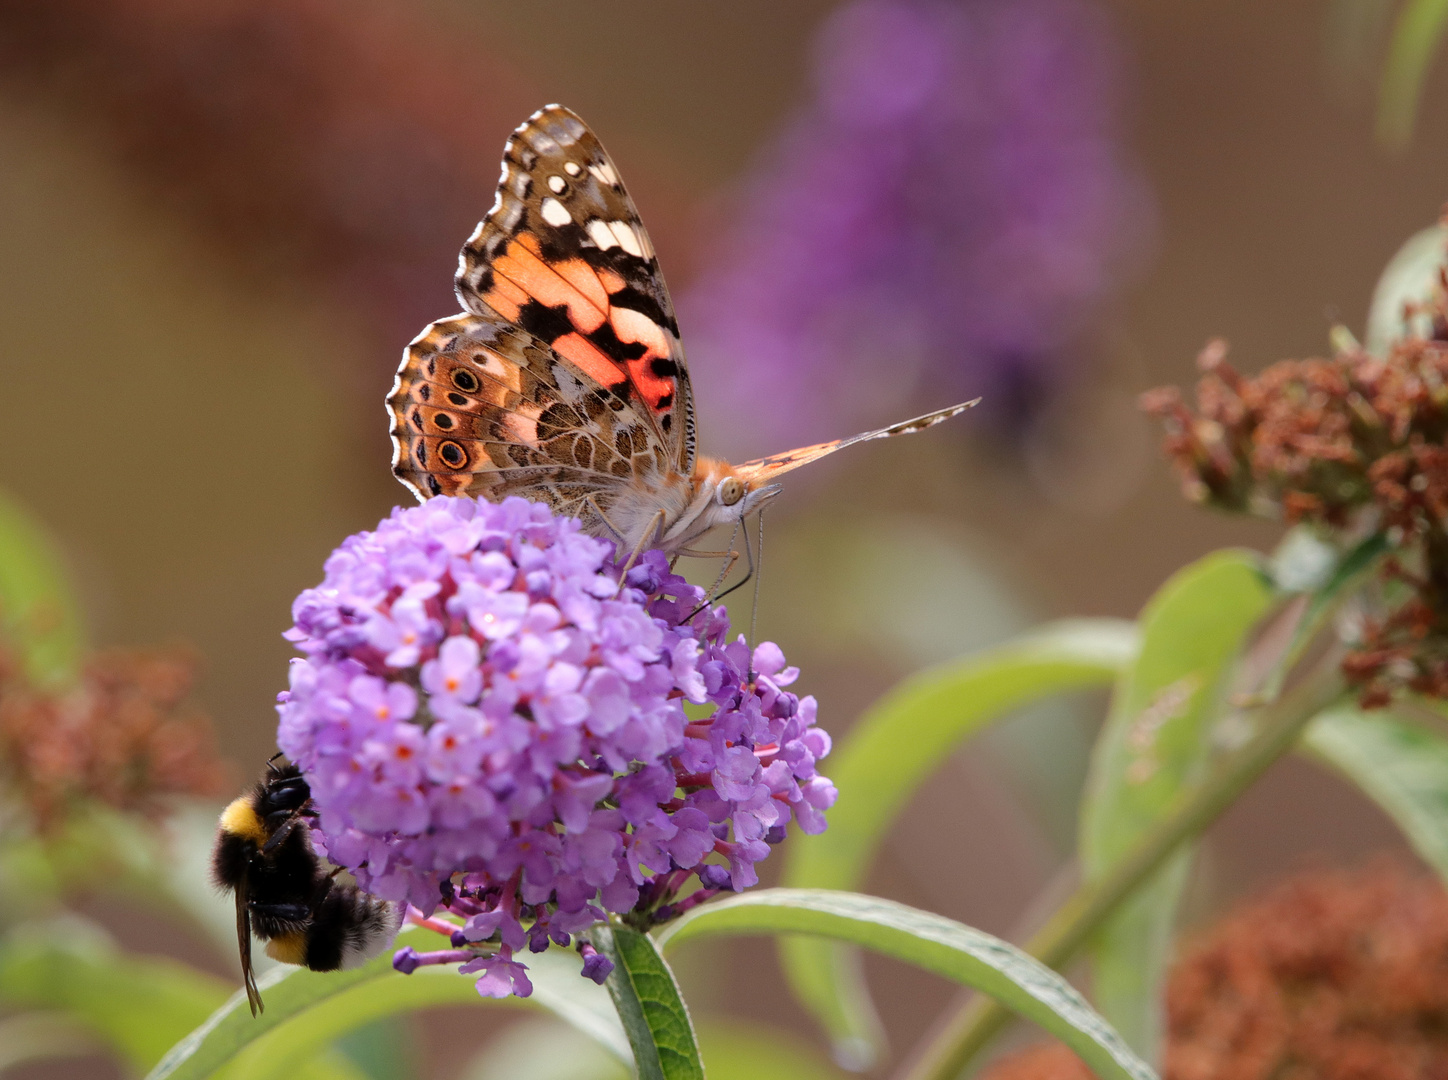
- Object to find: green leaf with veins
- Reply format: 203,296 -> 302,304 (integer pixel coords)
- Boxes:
779,618 -> 1138,1067
595,923 -> 704,1080
659,890 -> 1157,1080
1080,550 -> 1273,1061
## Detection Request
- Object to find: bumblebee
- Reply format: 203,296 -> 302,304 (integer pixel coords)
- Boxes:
212,758 -> 401,1014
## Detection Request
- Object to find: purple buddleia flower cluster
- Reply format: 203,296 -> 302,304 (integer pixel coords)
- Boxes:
681,0 -> 1148,451
275,496 -> 833,998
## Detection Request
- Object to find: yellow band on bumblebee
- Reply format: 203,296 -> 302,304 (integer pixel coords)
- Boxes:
219,797 -> 269,846
264,932 -> 308,967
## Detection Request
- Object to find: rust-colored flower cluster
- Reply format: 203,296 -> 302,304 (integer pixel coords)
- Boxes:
983,861 -> 1448,1080
1141,281 -> 1448,705
1142,328 -> 1448,533
0,646 -> 229,829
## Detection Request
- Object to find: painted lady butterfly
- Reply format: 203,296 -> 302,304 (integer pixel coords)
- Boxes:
388,105 -> 977,559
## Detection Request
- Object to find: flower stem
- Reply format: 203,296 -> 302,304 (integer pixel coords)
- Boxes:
895,651 -> 1348,1080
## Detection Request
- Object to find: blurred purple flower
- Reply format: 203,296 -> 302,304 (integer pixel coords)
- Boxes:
681,0 -> 1149,451
276,496 -> 833,998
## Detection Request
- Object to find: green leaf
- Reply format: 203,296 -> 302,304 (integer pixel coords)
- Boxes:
779,618 -> 1138,1067
594,923 -> 704,1080
0,1011 -> 102,1072
0,489 -> 85,687
1366,221 -> 1448,354
334,1016 -> 416,1080
466,1019 -> 849,1080
147,927 -> 629,1080
462,1017 -> 630,1080
0,919 -> 230,1069
1268,532 -> 1388,691
0,921 -> 374,1080
0,917 -> 231,1072
1378,0 -> 1448,149
657,890 -> 1157,1080
291,1054 -> 378,1080
696,1019 -> 850,1080
1302,704 -> 1448,878
1080,549 -> 1273,1060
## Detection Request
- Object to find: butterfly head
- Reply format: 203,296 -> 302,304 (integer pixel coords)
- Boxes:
714,474 -> 780,516
726,476 -> 784,520
683,458 -> 782,538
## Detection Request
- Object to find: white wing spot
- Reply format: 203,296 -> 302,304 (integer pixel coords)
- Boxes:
587,219 -> 619,250
547,175 -> 567,194
563,161 -> 583,177
540,198 -> 572,227
589,162 -> 619,186
610,220 -> 644,258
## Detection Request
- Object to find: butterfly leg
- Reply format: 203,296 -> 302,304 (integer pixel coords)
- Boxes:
708,521 -> 757,607
677,540 -> 740,597
676,522 -> 742,607
585,496 -> 627,545
684,522 -> 758,621
619,510 -> 666,575
681,547 -> 741,599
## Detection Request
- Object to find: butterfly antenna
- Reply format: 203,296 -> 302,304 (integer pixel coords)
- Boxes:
748,509 -> 766,681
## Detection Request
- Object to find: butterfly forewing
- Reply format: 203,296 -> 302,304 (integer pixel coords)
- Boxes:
453,105 -> 695,476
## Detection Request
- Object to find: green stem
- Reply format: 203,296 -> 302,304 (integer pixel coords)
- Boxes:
896,652 -> 1348,1080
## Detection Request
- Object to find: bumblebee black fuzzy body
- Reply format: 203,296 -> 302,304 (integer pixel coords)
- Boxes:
212,760 -> 401,1014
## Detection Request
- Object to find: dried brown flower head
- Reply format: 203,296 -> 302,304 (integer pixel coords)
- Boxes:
1141,327 -> 1448,533
1142,262 -> 1448,706
981,861 -> 1448,1080
0,645 -> 230,829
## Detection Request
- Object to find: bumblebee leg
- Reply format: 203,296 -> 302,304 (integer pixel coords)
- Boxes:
258,812 -> 309,856
235,882 -> 263,1017
249,901 -> 313,923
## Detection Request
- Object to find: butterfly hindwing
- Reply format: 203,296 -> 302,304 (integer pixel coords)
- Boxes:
455,105 -> 695,476
388,311 -> 671,523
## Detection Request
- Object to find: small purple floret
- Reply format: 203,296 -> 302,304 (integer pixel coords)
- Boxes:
392,946 -> 474,974
392,946 -> 421,975
696,864 -> 732,891
277,496 -> 835,999
578,941 -> 614,985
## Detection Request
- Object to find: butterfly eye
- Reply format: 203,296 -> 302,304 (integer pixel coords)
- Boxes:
718,477 -> 745,507
451,368 -> 480,393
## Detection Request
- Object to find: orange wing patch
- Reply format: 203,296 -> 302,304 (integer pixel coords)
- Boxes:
454,105 -> 695,475
550,332 -> 624,390
492,235 -> 608,333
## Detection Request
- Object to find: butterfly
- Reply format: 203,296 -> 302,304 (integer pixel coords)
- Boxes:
387,105 -> 977,560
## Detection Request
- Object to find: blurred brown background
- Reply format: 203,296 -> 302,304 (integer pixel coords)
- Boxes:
0,0 -> 1441,1074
